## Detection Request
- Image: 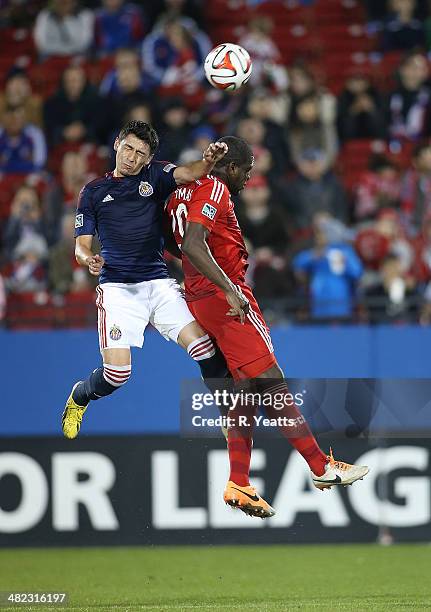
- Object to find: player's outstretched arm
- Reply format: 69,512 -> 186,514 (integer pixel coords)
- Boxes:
182,221 -> 249,323
75,235 -> 105,276
173,142 -> 228,185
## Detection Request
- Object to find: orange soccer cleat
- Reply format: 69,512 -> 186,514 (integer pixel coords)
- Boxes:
223,481 -> 276,519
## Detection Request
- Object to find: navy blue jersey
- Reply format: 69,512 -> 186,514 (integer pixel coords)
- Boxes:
74,161 -> 177,284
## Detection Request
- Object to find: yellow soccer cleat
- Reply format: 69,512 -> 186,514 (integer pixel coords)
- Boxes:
223,481 -> 276,519
62,382 -> 88,439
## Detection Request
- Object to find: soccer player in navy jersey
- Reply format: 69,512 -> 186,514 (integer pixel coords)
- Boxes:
62,120 -> 230,438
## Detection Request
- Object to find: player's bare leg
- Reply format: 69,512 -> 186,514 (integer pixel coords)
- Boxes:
62,348 -> 131,439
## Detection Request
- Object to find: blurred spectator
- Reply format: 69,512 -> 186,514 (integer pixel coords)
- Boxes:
287,65 -> 317,109
364,254 -> 419,322
411,216 -> 431,283
34,0 -> 94,58
355,208 -> 414,274
101,61 -> 155,138
0,105 -> 47,173
44,150 -> 90,245
0,69 -> 43,128
281,149 -> 349,231
247,85 -> 287,126
337,72 -> 387,141
237,175 -> 291,301
49,212 -> 93,294
293,213 -> 363,319
6,234 -> 48,293
141,17 -> 211,92
207,91 -> 245,131
43,65 -> 101,146
157,98 -> 191,162
3,186 -> 46,260
239,16 -> 288,92
376,209 -> 414,271
287,65 -> 336,125
246,91 -> 290,177
388,52 -> 431,141
287,94 -> 338,168
0,0 -> 46,28
94,0 -> 146,55
381,0 -> 425,52
238,175 -> 288,253
355,155 -> 401,220
178,124 -> 217,164
149,0 -> 204,30
99,48 -> 156,97
400,142 -> 431,232
125,103 -> 153,124
236,117 -> 273,177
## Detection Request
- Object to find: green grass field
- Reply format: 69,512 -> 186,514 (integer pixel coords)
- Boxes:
0,544 -> 429,611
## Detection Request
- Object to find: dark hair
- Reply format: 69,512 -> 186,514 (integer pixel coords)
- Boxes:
368,154 -> 397,172
118,120 -> 159,155
399,49 -> 425,70
214,135 -> 254,169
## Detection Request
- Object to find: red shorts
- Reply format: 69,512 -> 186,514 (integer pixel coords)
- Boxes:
187,284 -> 276,381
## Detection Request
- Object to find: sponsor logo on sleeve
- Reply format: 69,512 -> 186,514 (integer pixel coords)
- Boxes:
75,213 -> 84,228
163,163 -> 176,173
139,181 -> 154,197
201,203 -> 217,221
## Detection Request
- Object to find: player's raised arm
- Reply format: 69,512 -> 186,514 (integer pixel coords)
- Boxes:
182,222 -> 249,323
173,142 -> 228,185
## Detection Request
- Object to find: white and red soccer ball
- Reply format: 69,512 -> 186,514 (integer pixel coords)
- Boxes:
204,43 -> 252,91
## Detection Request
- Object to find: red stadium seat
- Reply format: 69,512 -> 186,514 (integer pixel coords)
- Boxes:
28,56 -> 77,98
0,28 -> 36,58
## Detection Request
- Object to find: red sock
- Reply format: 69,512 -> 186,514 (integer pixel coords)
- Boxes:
262,381 -> 328,476
227,401 -> 255,487
291,435 -> 328,476
227,431 -> 252,486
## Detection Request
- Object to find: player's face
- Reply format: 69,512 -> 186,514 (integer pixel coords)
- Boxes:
230,160 -> 253,195
114,134 -> 152,177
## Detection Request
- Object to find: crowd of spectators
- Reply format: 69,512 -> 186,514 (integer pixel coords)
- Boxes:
1,0 -> 431,326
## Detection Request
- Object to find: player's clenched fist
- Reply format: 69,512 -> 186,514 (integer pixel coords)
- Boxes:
203,142 -> 228,165
86,254 -> 105,276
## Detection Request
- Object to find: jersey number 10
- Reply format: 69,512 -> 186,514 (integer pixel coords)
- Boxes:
170,202 -> 188,244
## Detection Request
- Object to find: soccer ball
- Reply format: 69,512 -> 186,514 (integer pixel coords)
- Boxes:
204,43 -> 252,91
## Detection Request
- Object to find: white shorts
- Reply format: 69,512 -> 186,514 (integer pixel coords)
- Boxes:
95,278 -> 195,352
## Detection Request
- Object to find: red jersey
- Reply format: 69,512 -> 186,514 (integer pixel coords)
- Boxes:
166,175 -> 248,301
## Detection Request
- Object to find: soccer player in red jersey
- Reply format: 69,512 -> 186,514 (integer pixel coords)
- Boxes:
166,136 -> 369,518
